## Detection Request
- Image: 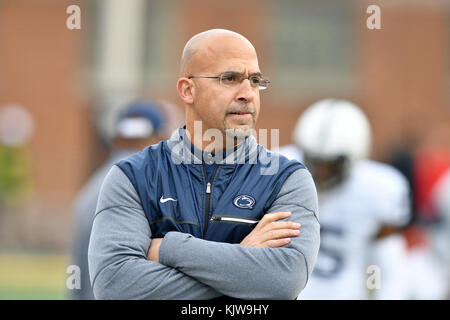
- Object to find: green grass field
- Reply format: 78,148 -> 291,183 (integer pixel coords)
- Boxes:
0,252 -> 69,300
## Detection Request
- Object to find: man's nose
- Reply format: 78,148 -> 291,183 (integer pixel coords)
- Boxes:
236,79 -> 255,103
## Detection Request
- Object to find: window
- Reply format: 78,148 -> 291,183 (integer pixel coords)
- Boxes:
86,0 -> 176,95
269,0 -> 356,97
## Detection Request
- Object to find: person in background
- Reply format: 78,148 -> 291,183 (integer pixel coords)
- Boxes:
69,99 -> 166,300
279,99 -> 412,300
389,147 -> 450,299
430,167 -> 450,299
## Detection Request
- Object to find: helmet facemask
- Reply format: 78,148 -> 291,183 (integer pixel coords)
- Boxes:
304,153 -> 350,192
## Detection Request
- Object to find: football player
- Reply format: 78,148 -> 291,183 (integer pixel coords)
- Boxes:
431,167 -> 450,298
279,99 -> 411,299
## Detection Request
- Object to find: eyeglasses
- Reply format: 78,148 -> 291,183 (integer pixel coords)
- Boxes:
188,71 -> 270,90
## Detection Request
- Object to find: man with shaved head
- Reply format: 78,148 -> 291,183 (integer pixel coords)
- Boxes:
88,29 -> 320,300
179,29 -> 262,142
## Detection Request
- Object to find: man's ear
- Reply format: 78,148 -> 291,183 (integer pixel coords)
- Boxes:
177,78 -> 194,105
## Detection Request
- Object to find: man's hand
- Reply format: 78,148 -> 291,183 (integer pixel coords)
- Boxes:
147,238 -> 163,262
240,212 -> 300,248
147,212 -> 300,261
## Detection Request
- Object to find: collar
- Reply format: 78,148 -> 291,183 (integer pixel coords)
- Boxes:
166,126 -> 259,165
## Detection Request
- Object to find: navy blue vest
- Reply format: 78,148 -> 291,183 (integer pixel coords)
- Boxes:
116,134 -> 304,244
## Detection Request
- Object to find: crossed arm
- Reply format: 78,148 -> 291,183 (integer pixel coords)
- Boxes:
148,211 -> 300,262
88,165 -> 320,300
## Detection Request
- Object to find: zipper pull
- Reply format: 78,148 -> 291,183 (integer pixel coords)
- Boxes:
206,182 -> 211,194
210,216 -> 221,222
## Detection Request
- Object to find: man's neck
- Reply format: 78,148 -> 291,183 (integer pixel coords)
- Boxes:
184,127 -> 243,153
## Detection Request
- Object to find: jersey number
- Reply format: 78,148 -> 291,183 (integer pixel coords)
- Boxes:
313,225 -> 344,278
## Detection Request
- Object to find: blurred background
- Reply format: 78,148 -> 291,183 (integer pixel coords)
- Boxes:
0,0 -> 449,299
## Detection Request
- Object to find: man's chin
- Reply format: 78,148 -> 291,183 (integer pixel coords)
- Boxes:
224,125 -> 254,140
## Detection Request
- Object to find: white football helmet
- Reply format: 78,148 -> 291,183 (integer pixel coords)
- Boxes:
293,99 -> 372,189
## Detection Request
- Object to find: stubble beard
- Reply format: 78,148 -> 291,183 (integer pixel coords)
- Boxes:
223,104 -> 257,141
223,117 -> 256,143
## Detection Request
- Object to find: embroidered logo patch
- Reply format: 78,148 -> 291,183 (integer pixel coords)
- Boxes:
160,196 -> 177,203
233,195 -> 255,209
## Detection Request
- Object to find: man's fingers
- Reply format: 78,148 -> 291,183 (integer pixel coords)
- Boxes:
266,238 -> 291,248
267,221 -> 301,231
263,228 -> 300,242
241,211 -> 300,248
257,211 -> 292,229
268,211 -> 292,221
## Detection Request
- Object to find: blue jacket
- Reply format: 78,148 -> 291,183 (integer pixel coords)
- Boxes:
116,127 -> 304,243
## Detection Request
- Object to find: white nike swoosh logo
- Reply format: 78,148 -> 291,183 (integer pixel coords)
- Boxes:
160,196 -> 177,203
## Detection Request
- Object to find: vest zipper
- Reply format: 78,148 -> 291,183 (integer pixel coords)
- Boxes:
210,215 -> 259,226
203,164 -> 219,236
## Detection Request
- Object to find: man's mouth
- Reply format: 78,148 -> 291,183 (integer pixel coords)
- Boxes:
228,111 -> 252,116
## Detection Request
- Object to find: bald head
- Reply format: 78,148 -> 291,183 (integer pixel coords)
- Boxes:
179,29 -> 257,77
176,29 -> 262,147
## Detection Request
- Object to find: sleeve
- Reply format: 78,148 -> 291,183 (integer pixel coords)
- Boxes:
158,168 -> 321,300
375,168 -> 411,227
370,234 -> 410,300
87,165 -> 222,300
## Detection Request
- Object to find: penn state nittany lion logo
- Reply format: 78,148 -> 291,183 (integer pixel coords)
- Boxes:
233,195 -> 255,209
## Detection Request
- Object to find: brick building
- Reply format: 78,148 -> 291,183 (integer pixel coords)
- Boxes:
0,0 -> 448,249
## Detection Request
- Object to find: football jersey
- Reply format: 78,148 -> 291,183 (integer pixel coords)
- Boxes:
431,168 -> 450,265
278,145 -> 411,299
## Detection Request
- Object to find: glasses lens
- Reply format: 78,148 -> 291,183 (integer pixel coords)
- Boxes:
258,79 -> 270,91
249,75 -> 262,87
219,72 -> 270,90
220,72 -> 240,87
